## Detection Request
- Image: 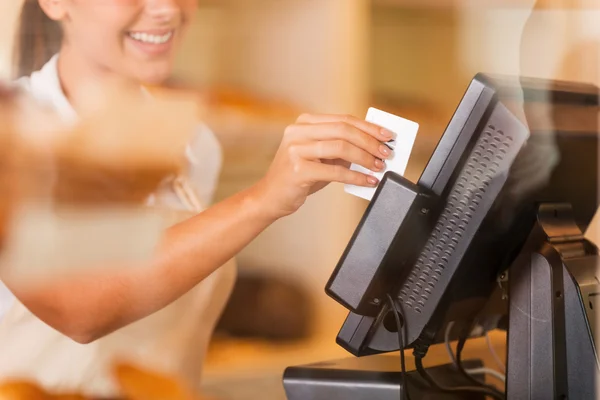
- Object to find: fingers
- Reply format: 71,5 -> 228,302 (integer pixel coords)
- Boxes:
285,122 -> 393,160
296,113 -> 394,142
299,160 -> 379,187
290,140 -> 385,173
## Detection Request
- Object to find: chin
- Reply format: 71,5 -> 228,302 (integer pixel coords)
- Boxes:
134,62 -> 173,85
138,71 -> 171,86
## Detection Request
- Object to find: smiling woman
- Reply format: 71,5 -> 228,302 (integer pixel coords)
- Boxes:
0,0 -> 391,397
3,0 -> 237,396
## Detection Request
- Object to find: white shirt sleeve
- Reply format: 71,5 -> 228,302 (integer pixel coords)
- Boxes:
146,123 -> 223,212
184,123 -> 223,208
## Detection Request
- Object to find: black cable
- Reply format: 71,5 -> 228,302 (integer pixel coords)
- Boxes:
414,356 -> 505,400
386,294 -> 411,400
455,324 -> 505,398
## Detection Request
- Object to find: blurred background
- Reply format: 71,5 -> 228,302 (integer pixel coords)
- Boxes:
1,0 -> 599,399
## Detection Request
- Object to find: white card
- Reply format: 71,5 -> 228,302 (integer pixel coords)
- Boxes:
344,108 -> 419,201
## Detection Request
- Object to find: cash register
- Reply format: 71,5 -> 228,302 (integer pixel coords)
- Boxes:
283,74 -> 600,399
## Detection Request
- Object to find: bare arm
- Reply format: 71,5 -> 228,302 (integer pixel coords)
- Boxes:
8,184 -> 274,343
4,113 -> 394,343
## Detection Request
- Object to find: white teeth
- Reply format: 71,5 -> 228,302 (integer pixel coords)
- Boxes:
128,31 -> 173,45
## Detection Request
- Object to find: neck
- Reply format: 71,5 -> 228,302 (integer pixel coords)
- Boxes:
57,45 -> 138,113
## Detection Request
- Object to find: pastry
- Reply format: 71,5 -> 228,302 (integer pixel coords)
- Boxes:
0,380 -> 49,400
113,362 -> 198,400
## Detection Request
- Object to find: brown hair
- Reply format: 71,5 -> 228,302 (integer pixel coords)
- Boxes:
13,0 -> 63,78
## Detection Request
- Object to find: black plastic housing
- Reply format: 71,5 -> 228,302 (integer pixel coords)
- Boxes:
325,173 -> 439,316
327,73 -> 600,356
283,356 -> 485,400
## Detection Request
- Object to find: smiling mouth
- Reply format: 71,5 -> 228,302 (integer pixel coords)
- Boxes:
127,31 -> 174,45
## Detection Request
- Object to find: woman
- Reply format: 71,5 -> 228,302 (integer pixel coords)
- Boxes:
0,0 -> 393,396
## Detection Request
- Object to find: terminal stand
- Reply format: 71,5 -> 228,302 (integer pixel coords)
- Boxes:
284,204 -> 600,399
506,203 -> 599,399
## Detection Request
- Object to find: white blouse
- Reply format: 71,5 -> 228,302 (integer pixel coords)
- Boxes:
0,55 -> 236,397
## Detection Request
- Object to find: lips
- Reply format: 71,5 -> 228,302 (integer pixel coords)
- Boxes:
127,30 -> 174,45
125,29 -> 176,57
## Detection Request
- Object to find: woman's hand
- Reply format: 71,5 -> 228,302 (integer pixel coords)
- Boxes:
254,113 -> 395,220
